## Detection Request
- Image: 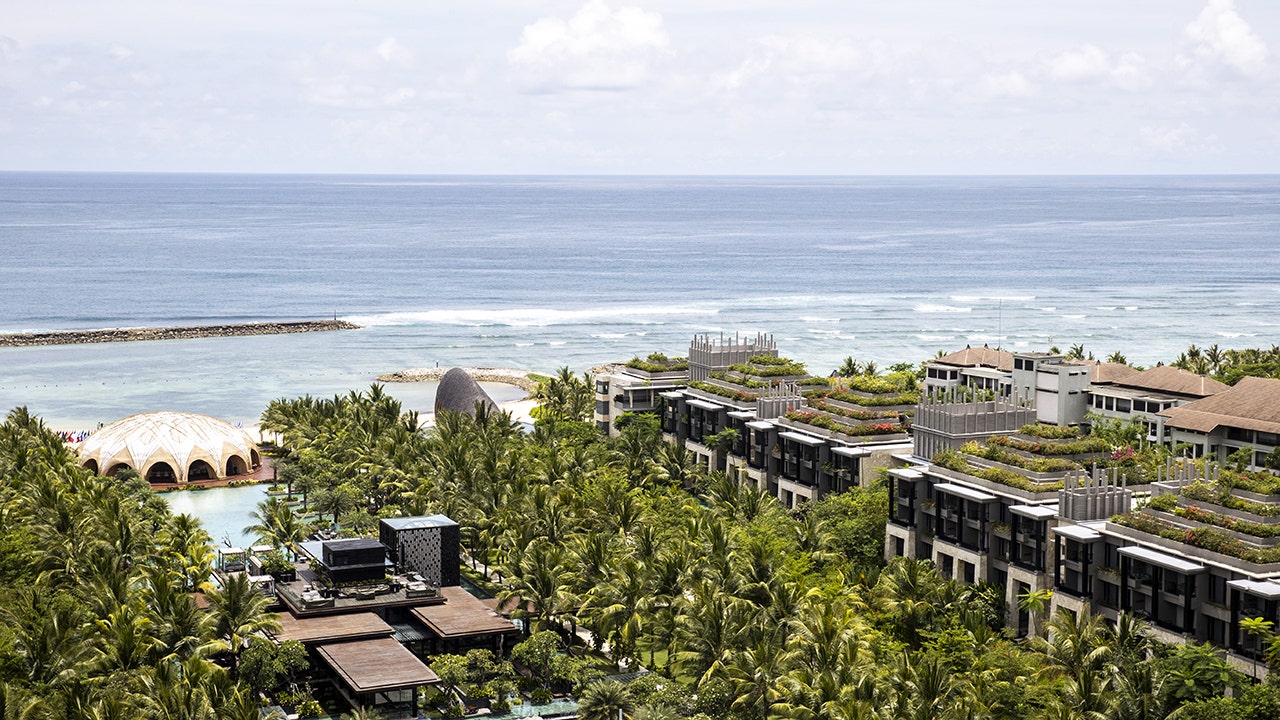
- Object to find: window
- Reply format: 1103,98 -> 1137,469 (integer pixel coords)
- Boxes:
1259,432 -> 1279,447
1208,574 -> 1227,604
595,400 -> 610,415
1116,399 -> 1131,413
1227,427 -> 1252,442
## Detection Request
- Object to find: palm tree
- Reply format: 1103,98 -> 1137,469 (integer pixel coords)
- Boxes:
243,497 -> 306,558
576,679 -> 634,720
1240,616 -> 1273,677
204,573 -> 280,679
1016,588 -> 1052,638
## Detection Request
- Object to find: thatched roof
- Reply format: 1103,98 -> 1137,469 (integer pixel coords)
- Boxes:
1116,365 -> 1227,398
434,367 -> 498,417
1160,377 -> 1280,434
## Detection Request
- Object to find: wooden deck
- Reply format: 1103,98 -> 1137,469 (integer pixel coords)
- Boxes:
316,637 -> 440,693
271,611 -> 394,645
410,586 -> 520,639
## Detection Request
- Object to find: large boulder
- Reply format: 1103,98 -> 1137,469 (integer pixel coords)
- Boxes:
434,367 -> 498,417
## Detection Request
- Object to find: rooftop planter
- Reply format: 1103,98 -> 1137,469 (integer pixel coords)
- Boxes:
806,398 -> 902,421
1178,482 -> 1280,519
783,410 -> 905,437
930,450 -> 1064,496
686,381 -> 758,405
1015,423 -> 1083,440
1145,504 -> 1280,545
625,353 -> 689,373
805,388 -> 920,408
987,434 -> 1110,458
959,441 -> 1079,474
775,415 -> 910,446
1107,515 -> 1280,572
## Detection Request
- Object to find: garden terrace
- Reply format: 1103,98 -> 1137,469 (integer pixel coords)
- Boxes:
986,434 -> 1111,458
931,448 -> 1066,495
804,388 -> 920,408
782,410 -> 907,440
1109,510 -> 1280,569
686,380 -> 759,404
1016,423 -> 1083,439
808,397 -> 911,420
626,354 -> 690,374
832,371 -> 920,396
726,356 -> 809,378
959,440 -> 1080,473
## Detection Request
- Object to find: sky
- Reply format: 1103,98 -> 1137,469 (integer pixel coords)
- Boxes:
1,0 -> 1277,174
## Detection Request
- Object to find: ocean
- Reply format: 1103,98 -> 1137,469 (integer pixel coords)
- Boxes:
3,172 -> 1280,429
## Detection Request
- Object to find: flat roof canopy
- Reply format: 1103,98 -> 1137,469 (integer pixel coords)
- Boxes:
1011,504 -> 1058,520
272,611 -> 394,645
1229,579 -> 1280,600
686,399 -> 723,411
1119,545 -> 1205,574
779,431 -> 826,447
411,586 -> 519,639
830,446 -> 871,458
934,482 -> 998,503
746,420 -> 773,431
1053,525 -> 1102,541
317,637 -> 439,694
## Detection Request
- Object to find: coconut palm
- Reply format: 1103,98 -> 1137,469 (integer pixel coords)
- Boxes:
243,497 -> 306,557
576,679 -> 634,720
204,573 -> 280,679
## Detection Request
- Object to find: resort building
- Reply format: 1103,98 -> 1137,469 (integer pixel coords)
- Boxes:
78,410 -> 262,483
237,515 -> 519,718
888,373 -> 1280,671
595,334 -> 912,509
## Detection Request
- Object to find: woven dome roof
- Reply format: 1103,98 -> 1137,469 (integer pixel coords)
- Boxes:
79,411 -> 261,483
434,368 -> 498,417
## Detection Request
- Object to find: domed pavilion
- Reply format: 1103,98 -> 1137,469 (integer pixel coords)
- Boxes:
78,411 -> 261,484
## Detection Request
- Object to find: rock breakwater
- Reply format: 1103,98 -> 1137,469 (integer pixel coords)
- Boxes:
0,320 -> 360,348
377,366 -> 540,392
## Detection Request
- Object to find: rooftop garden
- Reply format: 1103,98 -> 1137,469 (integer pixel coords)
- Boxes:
932,448 -> 1064,492
727,355 -> 809,378
806,398 -> 901,421
806,388 -> 920,407
626,352 -> 689,372
831,370 -> 919,396
1112,510 -> 1280,565
1016,423 -> 1082,440
687,380 -> 758,403
959,441 -> 1079,473
1146,494 -> 1280,538
986,434 -> 1111,456
784,410 -> 905,437
1180,480 -> 1280,517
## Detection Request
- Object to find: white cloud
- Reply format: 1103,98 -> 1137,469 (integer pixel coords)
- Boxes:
508,0 -> 669,91
0,36 -> 17,63
382,87 -> 415,106
1179,0 -> 1268,79
376,38 -> 411,65
1047,45 -> 1109,82
108,44 -> 133,61
1045,45 -> 1149,89
983,70 -> 1032,98
1140,122 -> 1218,153
717,35 -> 866,92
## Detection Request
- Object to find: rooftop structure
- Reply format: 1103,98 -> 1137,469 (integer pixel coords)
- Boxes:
78,410 -> 261,483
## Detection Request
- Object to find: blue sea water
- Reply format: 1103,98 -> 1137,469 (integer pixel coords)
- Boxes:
3,172 -> 1280,429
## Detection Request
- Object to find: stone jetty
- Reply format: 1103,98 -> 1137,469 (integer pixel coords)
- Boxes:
0,320 -> 360,348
